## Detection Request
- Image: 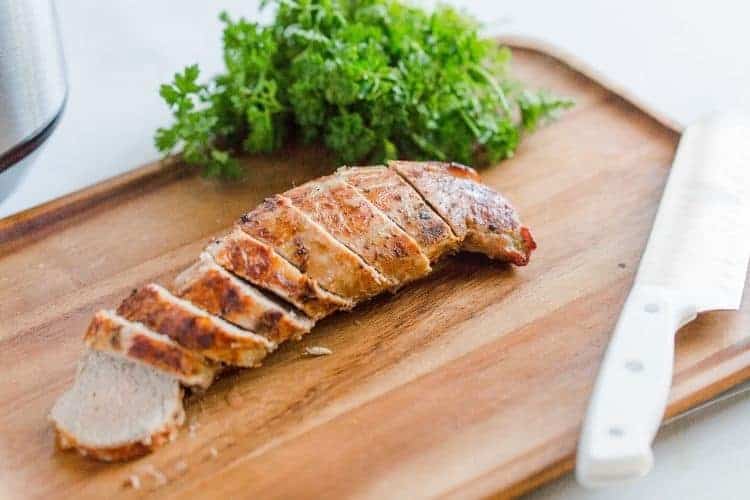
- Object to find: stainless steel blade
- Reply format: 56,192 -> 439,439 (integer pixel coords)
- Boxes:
636,113 -> 750,312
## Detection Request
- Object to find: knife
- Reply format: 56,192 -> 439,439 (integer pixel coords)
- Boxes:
576,112 -> 750,487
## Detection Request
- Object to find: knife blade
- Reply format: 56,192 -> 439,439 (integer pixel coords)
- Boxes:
576,112 -> 750,488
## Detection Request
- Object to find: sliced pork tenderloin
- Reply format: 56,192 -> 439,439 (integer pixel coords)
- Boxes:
174,252 -> 313,343
238,194 -> 391,301
49,350 -> 184,462
117,283 -> 273,367
337,166 -> 460,262
208,228 -> 352,319
285,176 -> 431,287
83,309 -> 217,388
390,161 -> 536,265
50,161 -> 536,463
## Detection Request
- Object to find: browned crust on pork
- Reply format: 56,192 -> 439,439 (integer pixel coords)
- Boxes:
285,176 -> 431,286
53,402 -> 184,462
83,311 -> 216,387
117,284 -> 270,367
209,229 -> 352,319
337,166 -> 460,262
128,336 -> 190,378
174,255 -> 313,343
390,161 -> 535,265
239,195 -> 390,300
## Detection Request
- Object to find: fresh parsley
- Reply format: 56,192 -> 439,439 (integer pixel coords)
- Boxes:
155,0 -> 573,178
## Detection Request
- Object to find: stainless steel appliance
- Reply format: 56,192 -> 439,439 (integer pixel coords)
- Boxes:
0,0 -> 67,200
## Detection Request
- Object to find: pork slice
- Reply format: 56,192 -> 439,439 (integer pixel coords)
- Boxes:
117,283 -> 273,367
174,252 -> 313,343
390,161 -> 536,265
208,228 -> 353,319
337,166 -> 460,262
49,350 -> 184,462
83,310 -> 217,388
285,176 -> 431,287
238,195 -> 391,300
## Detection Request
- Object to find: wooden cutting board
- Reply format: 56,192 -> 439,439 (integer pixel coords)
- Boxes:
2,40 -> 749,500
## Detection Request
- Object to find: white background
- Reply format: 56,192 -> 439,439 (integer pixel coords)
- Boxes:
3,2 -> 750,498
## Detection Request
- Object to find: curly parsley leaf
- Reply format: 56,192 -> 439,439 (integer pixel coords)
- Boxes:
518,90 -> 575,133
156,0 -> 572,178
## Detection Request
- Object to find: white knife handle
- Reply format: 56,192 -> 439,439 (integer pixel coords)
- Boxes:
576,285 -> 696,487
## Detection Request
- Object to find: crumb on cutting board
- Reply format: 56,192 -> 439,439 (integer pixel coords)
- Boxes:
188,421 -> 200,438
140,464 -> 167,487
304,346 -> 332,357
125,475 -> 141,490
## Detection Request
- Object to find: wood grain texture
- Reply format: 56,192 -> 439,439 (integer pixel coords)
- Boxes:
1,42 -> 748,499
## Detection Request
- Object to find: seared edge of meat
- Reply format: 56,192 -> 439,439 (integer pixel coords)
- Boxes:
238,194 -> 391,300
285,176 -> 431,286
83,310 -> 218,388
337,166 -> 460,262
174,252 -> 313,343
208,228 -> 353,319
390,161 -> 536,265
117,283 -> 273,367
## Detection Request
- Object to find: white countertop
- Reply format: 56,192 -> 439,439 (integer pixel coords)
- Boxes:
3,1 -> 750,498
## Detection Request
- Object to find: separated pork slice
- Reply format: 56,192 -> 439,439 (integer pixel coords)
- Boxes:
285,176 -> 431,288
208,228 -> 352,320
337,165 -> 460,262
49,350 -> 184,462
174,252 -> 313,343
390,161 -> 536,265
117,283 -> 273,367
238,195 -> 391,301
83,309 -> 217,388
